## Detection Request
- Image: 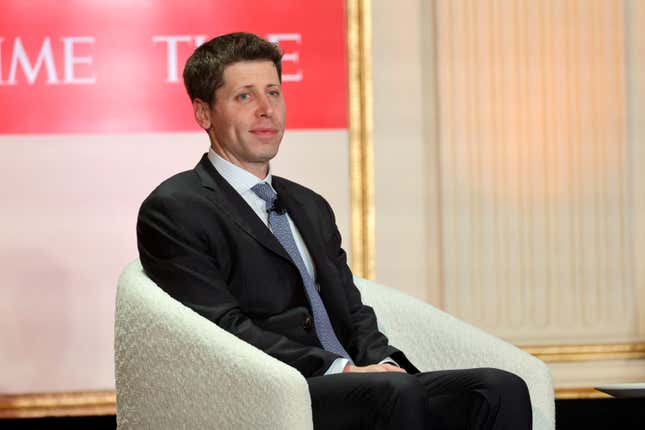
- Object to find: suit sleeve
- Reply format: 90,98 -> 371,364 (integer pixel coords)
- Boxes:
137,191 -> 342,377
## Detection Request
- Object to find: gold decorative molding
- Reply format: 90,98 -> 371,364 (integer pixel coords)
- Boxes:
0,390 -> 115,418
555,387 -> 612,400
523,342 -> 645,362
0,383 -> 619,418
347,0 -> 375,279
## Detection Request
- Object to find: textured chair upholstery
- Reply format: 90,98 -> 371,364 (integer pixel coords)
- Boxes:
115,260 -> 555,429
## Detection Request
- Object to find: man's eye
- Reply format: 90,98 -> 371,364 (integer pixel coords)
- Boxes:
237,93 -> 251,101
268,90 -> 280,96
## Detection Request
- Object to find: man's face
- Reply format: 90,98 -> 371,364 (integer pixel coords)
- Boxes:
194,60 -> 286,178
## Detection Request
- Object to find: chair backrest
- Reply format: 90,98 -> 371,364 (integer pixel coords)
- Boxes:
354,276 -> 555,430
115,260 -> 312,430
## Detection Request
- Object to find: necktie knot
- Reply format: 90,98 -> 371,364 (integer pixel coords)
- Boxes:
251,182 -> 277,207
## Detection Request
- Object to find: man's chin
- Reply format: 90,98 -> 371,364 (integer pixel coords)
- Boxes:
254,142 -> 281,160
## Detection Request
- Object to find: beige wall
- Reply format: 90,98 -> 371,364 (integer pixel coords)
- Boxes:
371,0 -> 645,390
372,0 -> 440,304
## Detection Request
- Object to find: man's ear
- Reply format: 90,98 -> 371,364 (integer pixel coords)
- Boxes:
193,99 -> 212,130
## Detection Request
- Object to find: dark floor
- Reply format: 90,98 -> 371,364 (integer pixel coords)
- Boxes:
1,398 -> 644,429
556,398 -> 645,429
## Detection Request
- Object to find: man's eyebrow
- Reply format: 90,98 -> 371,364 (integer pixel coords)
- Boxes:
232,84 -> 255,91
232,83 -> 280,91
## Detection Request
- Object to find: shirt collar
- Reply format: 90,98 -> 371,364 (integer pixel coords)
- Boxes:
207,148 -> 274,194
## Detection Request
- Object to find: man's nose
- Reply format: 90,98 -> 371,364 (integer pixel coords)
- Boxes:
256,94 -> 274,117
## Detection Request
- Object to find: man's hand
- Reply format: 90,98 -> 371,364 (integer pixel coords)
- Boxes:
343,363 -> 407,373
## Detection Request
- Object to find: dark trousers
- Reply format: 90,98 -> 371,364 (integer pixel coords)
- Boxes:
307,367 -> 532,430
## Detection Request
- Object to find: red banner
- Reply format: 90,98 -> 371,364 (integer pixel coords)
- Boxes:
0,0 -> 347,133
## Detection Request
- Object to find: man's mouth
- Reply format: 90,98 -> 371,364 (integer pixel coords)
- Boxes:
249,128 -> 278,137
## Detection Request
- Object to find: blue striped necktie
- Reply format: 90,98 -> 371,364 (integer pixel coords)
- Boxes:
252,182 -> 353,362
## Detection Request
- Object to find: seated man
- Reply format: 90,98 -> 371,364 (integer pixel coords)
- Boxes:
137,32 -> 532,429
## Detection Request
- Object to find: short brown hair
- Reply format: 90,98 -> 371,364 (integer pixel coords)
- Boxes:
182,32 -> 283,105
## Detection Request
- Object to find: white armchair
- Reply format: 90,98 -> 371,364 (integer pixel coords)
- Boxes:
115,260 -> 555,429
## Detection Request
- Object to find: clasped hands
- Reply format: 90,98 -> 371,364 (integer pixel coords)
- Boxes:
343,363 -> 407,373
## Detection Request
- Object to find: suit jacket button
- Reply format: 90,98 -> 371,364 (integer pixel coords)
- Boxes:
304,316 -> 313,331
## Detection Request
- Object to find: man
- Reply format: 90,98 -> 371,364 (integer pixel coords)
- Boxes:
137,32 -> 532,429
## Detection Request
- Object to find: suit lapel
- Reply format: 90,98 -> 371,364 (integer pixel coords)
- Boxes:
273,177 -> 352,340
194,155 -> 293,264
272,177 -> 333,286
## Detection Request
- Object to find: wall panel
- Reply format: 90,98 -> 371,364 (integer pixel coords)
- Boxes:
433,0 -> 637,345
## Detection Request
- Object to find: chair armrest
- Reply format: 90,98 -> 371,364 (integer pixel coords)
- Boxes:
115,261 -> 313,430
354,277 -> 555,430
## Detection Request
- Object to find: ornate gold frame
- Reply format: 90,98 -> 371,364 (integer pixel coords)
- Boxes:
0,391 -> 115,418
347,0 -> 375,279
555,387 -> 611,399
0,383 -> 620,418
524,342 -> 645,362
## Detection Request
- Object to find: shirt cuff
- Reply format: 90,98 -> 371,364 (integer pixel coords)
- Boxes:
324,358 -> 349,375
378,356 -> 400,367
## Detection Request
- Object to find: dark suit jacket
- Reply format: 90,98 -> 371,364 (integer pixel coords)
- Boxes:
137,154 -> 418,377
